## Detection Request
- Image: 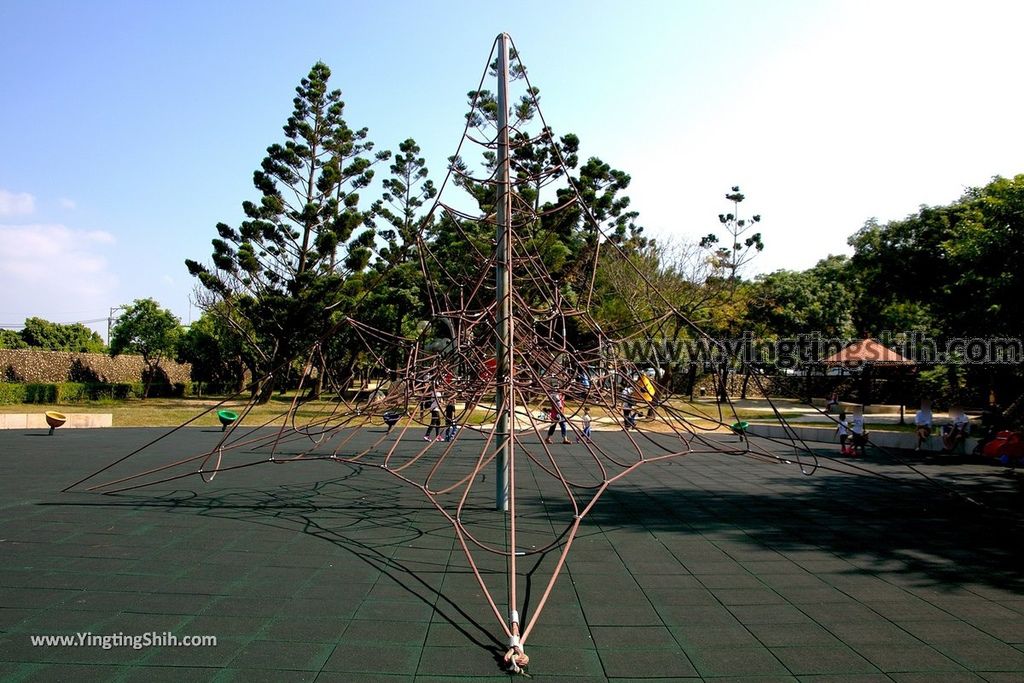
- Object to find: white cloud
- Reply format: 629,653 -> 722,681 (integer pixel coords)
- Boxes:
58,197 -> 77,210
0,224 -> 119,320
86,230 -> 115,244
0,189 -> 35,216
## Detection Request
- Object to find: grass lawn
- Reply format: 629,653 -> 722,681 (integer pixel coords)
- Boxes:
0,393 -> 800,430
0,394 -> 350,428
0,394 -> 514,429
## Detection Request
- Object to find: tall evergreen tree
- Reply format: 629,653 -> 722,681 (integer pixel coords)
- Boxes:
354,139 -> 437,363
186,62 -> 389,400
370,138 -> 436,267
700,186 -> 764,284
444,66 -> 642,301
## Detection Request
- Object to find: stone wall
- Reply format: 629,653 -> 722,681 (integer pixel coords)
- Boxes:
0,349 -> 191,384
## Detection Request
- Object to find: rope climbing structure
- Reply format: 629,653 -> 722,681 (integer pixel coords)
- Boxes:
67,33 -> 961,674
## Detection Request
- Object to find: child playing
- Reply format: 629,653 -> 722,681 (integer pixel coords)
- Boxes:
423,390 -> 443,441
577,406 -> 592,443
835,410 -> 850,455
444,399 -> 457,441
914,400 -> 932,451
620,382 -> 636,430
546,392 -> 570,444
850,405 -> 867,457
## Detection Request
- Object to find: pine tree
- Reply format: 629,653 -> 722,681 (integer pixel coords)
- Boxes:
186,62 -> 389,400
370,138 -> 436,267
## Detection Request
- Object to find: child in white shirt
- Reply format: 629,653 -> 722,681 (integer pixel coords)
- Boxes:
850,406 -> 867,457
577,406 -> 592,443
835,411 -> 851,455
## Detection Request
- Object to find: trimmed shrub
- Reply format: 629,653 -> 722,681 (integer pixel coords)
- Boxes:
55,382 -> 90,403
0,381 -> 155,404
0,383 -> 27,404
110,383 -> 139,400
24,384 -> 57,403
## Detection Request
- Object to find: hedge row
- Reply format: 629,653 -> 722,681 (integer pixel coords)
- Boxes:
0,382 -> 190,404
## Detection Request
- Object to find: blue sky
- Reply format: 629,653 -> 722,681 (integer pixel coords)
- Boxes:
1,0 -> 1021,336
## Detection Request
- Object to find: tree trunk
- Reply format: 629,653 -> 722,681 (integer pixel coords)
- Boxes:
306,358 -> 325,400
335,354 -> 360,400
142,360 -> 156,399
254,373 -> 275,404
946,363 -> 960,402
234,357 -> 248,395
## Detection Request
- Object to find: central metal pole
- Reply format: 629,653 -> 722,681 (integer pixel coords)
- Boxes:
494,32 -> 512,512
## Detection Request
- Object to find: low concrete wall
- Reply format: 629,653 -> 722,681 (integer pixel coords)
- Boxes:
0,413 -> 113,430
746,422 -> 978,453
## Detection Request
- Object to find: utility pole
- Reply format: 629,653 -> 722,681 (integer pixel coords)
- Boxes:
107,305 -> 126,345
494,32 -> 513,512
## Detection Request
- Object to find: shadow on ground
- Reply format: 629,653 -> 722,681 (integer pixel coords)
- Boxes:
48,465 -> 508,659
580,446 -> 1024,593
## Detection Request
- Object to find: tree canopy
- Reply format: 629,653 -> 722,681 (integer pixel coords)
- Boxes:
109,298 -> 181,398
849,174 -> 1024,340
747,255 -> 855,339
0,317 -> 106,352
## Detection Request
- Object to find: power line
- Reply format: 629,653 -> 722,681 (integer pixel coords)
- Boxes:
0,317 -> 110,329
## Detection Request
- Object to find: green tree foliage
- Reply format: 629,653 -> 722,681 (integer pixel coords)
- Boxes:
371,138 -> 436,267
846,174 -> 1024,407
176,310 -> 246,392
11,317 -> 105,352
849,174 -> 1024,339
592,240 -> 725,341
109,299 -> 182,398
700,186 -> 763,284
447,59 -> 644,301
0,328 -> 29,349
186,62 -> 389,400
747,255 -> 856,338
347,138 -> 438,368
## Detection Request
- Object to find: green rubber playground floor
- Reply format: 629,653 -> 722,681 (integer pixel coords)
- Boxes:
2,426 -> 1024,681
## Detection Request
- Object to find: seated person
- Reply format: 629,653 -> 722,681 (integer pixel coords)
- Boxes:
826,392 -> 839,413
942,405 -> 970,452
914,400 -> 932,451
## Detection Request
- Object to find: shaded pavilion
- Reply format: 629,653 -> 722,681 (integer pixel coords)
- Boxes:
822,338 -> 917,422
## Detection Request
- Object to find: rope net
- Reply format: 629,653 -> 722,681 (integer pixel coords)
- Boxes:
66,35 -> 961,674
